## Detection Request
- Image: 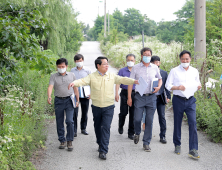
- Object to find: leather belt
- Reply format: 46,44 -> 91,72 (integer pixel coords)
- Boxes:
174,95 -> 192,101
55,96 -> 70,99
122,89 -> 135,92
156,95 -> 161,98
136,92 -> 153,96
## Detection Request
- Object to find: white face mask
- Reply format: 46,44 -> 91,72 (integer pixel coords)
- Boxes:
76,62 -> 83,68
181,62 -> 190,68
127,61 -> 134,67
58,67 -> 66,74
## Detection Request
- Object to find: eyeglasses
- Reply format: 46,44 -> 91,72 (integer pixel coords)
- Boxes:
101,63 -> 109,66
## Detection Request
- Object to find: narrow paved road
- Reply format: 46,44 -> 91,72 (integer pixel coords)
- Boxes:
38,41 -> 222,170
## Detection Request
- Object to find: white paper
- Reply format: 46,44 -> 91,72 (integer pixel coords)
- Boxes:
70,94 -> 77,108
181,83 -> 199,99
83,86 -> 90,97
136,77 -> 148,96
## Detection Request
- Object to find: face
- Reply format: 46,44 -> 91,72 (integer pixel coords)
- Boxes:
126,56 -> 135,63
153,61 -> 160,67
97,59 -> 109,73
141,50 -> 152,59
57,62 -> 67,69
75,58 -> 83,63
180,53 -> 191,63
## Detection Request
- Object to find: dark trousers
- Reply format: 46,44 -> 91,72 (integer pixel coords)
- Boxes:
91,104 -> 115,154
156,96 -> 166,138
134,93 -> 156,145
73,98 -> 89,133
119,89 -> 135,136
172,95 -> 198,150
54,97 -> 74,142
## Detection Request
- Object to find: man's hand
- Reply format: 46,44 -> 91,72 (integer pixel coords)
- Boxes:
68,82 -> 75,90
115,94 -> 119,102
134,80 -> 139,85
178,85 -> 186,91
47,97 -> 52,104
167,98 -> 170,103
197,85 -> 202,90
153,86 -> 160,93
87,95 -> 91,99
76,101 -> 79,107
127,98 -> 132,107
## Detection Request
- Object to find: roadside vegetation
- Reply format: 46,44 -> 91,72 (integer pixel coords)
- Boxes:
0,0 -> 84,169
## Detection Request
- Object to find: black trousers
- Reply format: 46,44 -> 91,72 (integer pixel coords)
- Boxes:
118,89 -> 135,136
92,104 -> 115,154
73,98 -> 89,133
156,95 -> 166,138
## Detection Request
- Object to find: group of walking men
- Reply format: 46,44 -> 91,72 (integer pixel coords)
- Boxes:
47,47 -> 201,160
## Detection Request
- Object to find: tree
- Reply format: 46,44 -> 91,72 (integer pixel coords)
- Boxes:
123,8 -> 144,36
143,14 -> 157,36
112,9 -> 125,32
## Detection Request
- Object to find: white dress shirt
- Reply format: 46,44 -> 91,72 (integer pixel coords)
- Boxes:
165,65 -> 201,97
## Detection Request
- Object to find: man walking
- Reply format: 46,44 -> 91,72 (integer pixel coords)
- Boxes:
71,54 -> 91,136
47,58 -> 79,151
115,54 -> 136,140
150,56 -> 171,143
68,56 -> 138,160
165,50 -> 201,159
128,47 -> 162,152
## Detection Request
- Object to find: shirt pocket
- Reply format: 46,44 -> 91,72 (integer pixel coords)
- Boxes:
105,78 -> 114,92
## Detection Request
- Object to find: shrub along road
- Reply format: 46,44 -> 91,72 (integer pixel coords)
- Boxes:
37,41 -> 222,170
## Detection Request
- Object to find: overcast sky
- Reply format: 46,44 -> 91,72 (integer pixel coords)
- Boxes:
71,0 -> 187,27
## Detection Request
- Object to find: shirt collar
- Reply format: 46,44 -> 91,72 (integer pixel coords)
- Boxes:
179,64 -> 190,71
75,66 -> 85,71
140,62 -> 153,67
57,72 -> 68,76
97,70 -> 107,76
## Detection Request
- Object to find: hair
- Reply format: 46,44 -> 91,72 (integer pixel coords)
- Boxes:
140,47 -> 152,55
179,50 -> 191,58
74,54 -> 84,62
56,58 -> 68,66
126,53 -> 136,59
95,56 -> 108,69
151,56 -> 160,62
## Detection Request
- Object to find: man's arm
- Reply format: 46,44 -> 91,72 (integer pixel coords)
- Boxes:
115,84 -> 120,102
68,74 -> 91,89
47,85 -> 53,104
153,79 -> 162,93
165,69 -> 186,91
127,85 -> 133,107
73,87 -> 79,107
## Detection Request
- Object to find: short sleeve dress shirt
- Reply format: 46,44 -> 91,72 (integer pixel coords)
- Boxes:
130,62 -> 162,94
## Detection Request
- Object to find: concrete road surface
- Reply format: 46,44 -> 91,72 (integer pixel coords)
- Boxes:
37,41 -> 222,170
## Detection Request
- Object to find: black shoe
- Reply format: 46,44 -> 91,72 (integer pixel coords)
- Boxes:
134,135 -> 140,144
143,144 -> 151,152
128,135 -> 134,140
118,127 -> 123,134
99,152 -> 106,160
74,133 -> 77,137
160,137 -> 167,144
81,130 -> 89,135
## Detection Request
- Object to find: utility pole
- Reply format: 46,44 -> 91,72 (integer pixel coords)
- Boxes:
104,0 -> 106,37
108,10 -> 110,34
194,0 -> 206,59
142,30 -> 144,48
